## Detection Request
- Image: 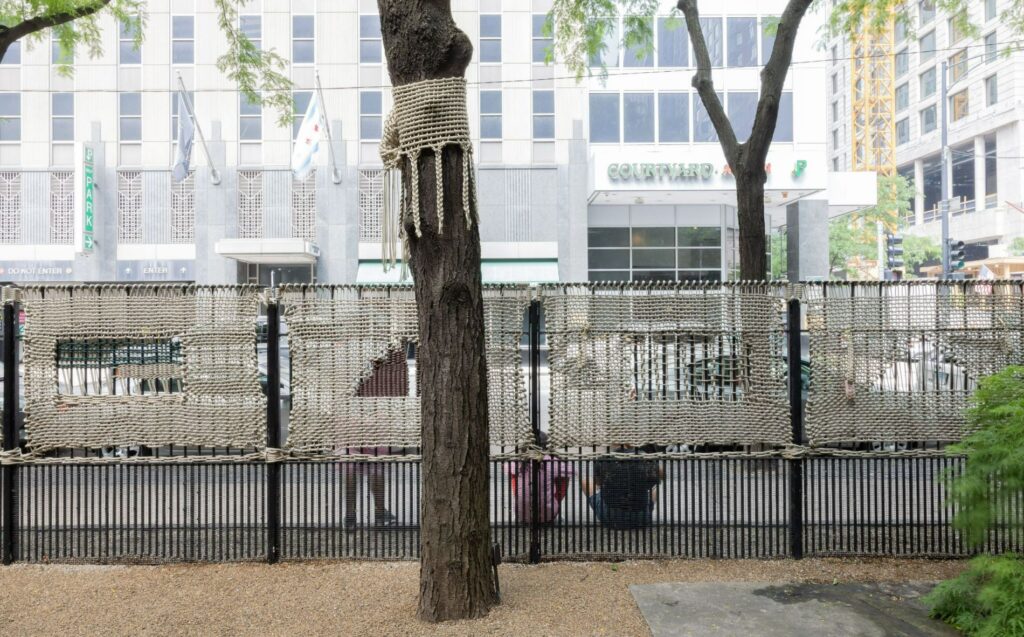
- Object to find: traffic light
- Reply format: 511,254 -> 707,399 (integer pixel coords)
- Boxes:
949,239 -> 966,271
885,234 -> 904,270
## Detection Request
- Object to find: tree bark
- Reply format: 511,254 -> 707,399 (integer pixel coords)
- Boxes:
377,0 -> 497,622
678,0 -> 813,280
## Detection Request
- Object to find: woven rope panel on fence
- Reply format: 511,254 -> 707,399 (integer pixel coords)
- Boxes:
20,286 -> 266,452
803,282 -> 1024,445
280,285 -> 531,455
541,283 -> 791,448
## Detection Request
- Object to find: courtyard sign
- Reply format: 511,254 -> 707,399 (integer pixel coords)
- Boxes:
607,162 -> 715,181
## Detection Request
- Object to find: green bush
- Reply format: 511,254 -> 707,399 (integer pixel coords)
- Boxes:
925,366 -> 1024,635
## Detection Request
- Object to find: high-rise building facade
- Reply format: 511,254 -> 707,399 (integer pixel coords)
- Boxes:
827,0 -> 1024,273
0,0 -> 869,285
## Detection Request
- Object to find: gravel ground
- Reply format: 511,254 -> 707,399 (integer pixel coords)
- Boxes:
0,558 -> 965,636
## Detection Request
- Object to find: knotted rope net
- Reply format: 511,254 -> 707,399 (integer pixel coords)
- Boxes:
803,281 -> 1024,445
280,285 -> 530,456
379,77 -> 477,276
541,283 -> 791,450
18,285 -> 266,453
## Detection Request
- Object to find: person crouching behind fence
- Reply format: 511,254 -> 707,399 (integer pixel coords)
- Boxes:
582,445 -> 663,530
507,431 -> 574,525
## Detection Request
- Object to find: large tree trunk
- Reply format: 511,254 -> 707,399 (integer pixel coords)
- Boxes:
735,168 -> 768,280
377,0 -> 497,622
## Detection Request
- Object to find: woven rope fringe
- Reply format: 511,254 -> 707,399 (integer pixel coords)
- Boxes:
378,77 -> 477,277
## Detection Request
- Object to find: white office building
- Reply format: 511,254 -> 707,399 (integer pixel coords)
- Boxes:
0,0 -> 870,285
827,0 -> 1024,276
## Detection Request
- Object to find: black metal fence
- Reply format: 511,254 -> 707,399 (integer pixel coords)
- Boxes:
1,290 -> 1022,565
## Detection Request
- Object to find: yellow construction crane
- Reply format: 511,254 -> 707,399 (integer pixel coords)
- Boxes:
850,14 -> 896,179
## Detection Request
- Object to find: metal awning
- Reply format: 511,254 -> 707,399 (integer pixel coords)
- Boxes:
214,238 -> 320,264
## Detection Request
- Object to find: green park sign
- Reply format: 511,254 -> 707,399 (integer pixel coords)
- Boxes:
83,146 -> 95,252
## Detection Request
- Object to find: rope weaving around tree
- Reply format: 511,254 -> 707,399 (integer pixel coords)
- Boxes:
378,77 -> 477,275
16,285 -> 266,455
540,282 -> 792,450
279,285 -> 531,456
802,282 -> 1024,445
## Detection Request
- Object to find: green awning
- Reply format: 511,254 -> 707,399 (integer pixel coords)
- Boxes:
356,260 -> 559,284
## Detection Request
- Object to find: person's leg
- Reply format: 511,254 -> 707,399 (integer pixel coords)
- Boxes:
580,478 -> 596,496
369,472 -> 387,514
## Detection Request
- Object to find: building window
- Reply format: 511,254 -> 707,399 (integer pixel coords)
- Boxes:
831,101 -> 838,121
920,104 -> 936,133
623,92 -> 654,142
950,49 -> 967,82
985,32 -> 997,63
831,73 -> 838,93
700,17 -> 723,67
896,118 -> 909,145
480,15 -> 501,63
727,17 -> 757,68
832,128 -> 838,149
0,93 -> 19,142
117,170 -> 142,244
51,31 -> 72,64
237,170 -> 263,239
658,93 -> 688,142
774,92 -> 793,142
171,16 -> 194,64
919,31 -> 935,63
693,92 -> 722,142
359,91 -> 382,140
919,0 -> 935,25
895,48 -> 908,76
239,94 -> 261,141
895,19 -> 907,44
950,89 -> 969,121
948,18 -> 966,46
985,138 -> 997,201
895,83 -> 909,111
50,171 -> 74,244
171,172 -> 195,243
728,92 -> 758,142
831,45 -> 837,63
922,155 -> 941,218
52,93 -> 73,142
986,0 -> 997,21
761,17 -> 777,64
0,172 -> 20,244
119,21 -> 141,64
293,15 -> 314,64
587,225 -> 722,283
171,91 -> 194,138
359,15 -> 381,63
658,17 -> 687,67
624,18 -> 653,67
119,93 -> 141,141
986,75 -> 998,106
1,41 -> 20,64
589,18 -> 619,67
532,90 -> 554,140
832,157 -> 839,172
293,91 -> 312,137
532,14 -> 552,63
480,90 -> 502,139
919,67 -> 936,97
589,93 -> 620,142
240,15 -> 261,49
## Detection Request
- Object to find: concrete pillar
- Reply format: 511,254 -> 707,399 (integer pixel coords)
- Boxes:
194,121 -> 235,285
974,136 -> 986,211
786,199 -> 829,281
316,118 -> 357,284
74,122 -> 116,282
559,119 -> 589,282
914,159 -> 925,225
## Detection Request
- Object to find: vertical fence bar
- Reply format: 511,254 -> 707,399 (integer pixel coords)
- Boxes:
265,300 -> 282,563
528,299 -> 541,564
786,297 -> 804,559
2,300 -> 19,564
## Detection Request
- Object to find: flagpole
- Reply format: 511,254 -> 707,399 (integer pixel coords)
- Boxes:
315,71 -> 343,184
176,73 -> 221,185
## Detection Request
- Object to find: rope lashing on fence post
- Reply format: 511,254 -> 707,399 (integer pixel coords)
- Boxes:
378,77 -> 477,277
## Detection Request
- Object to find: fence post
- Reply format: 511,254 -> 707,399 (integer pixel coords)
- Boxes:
265,300 -> 282,564
528,299 -> 541,564
2,300 -> 18,565
786,297 -> 804,560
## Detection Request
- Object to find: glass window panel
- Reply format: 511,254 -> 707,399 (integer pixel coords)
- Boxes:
922,156 -> 941,211
480,90 -> 501,114
52,118 -> 73,141
533,14 -> 552,63
359,41 -> 382,63
896,118 -> 909,145
986,0 -> 997,21
239,95 -> 261,115
678,270 -> 721,282
588,249 -> 630,269
761,17 -> 777,64
533,90 -> 554,114
623,93 -> 654,143
360,115 -> 382,140
534,115 -> 554,139
658,93 -> 689,142
293,91 -> 312,136
693,92 -> 722,142
919,31 -> 935,62
632,249 -> 675,268
589,94 -> 620,142
727,17 -> 756,67
774,92 -> 793,142
895,83 -> 909,111
921,105 -> 936,133
173,16 -> 194,38
589,270 -> 630,282
588,227 -> 629,247
120,117 -> 141,141
895,49 -> 909,76
293,40 -> 314,63
985,138 -> 997,196
172,41 -> 194,64
360,91 -> 382,114
241,16 -> 261,40
1,41 -> 20,64
658,18 -> 687,67
480,15 -> 501,37
359,15 -> 381,38
919,0 -> 935,24
678,248 -> 721,269
293,15 -> 314,38
590,19 -> 619,67
624,18 -> 653,67
632,270 -> 676,282
727,91 -> 757,142
699,17 -> 723,67
480,40 -> 501,62
119,93 -> 140,115
481,115 -> 502,139
920,67 -> 936,97
678,226 -> 720,247
52,93 -> 73,115
986,75 -> 998,106
120,41 -> 141,64
632,227 -> 674,248
0,118 -> 20,141
985,32 -> 997,63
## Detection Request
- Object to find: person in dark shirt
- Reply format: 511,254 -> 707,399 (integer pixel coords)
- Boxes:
582,445 -> 663,530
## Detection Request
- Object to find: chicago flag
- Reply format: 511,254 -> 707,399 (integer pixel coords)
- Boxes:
291,94 -> 324,180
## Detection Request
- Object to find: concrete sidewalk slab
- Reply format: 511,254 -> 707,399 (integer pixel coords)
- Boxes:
629,581 -> 958,637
